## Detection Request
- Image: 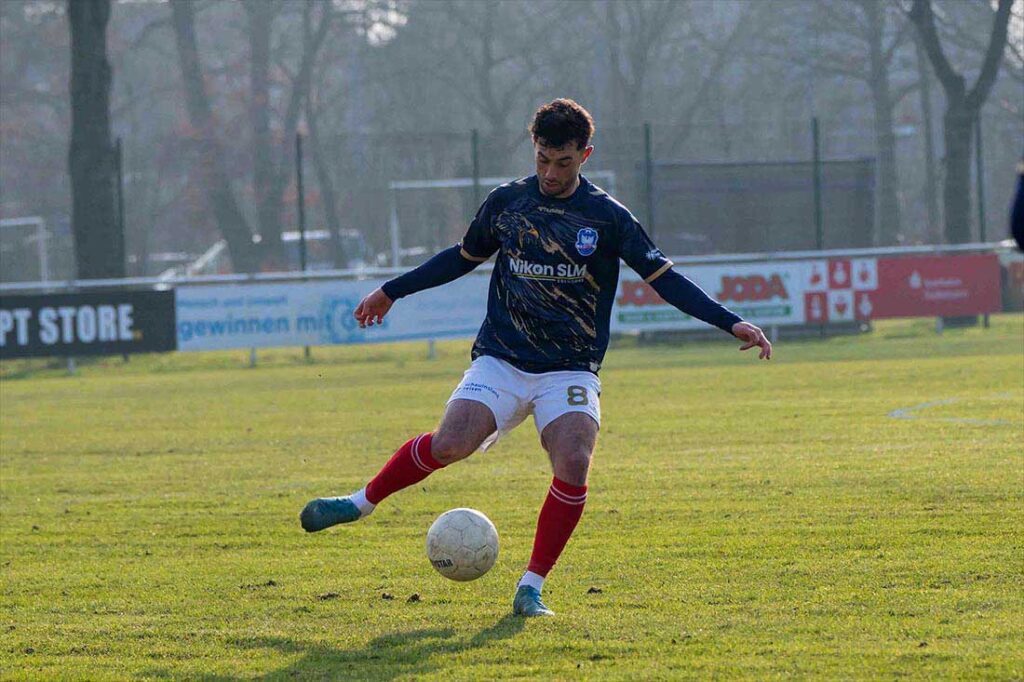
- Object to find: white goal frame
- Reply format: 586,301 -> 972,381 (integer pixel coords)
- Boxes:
0,216 -> 50,283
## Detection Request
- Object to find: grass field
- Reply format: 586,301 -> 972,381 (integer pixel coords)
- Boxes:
1,316 -> 1022,680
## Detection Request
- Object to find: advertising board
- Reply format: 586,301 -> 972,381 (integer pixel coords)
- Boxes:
0,290 -> 176,359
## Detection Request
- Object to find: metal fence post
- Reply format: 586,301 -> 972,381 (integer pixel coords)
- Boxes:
296,132 -> 312,358
644,122 -> 655,236
812,118 -> 824,251
812,118 -> 825,338
389,196 -> 401,268
115,137 -> 127,276
296,133 -> 308,273
974,116 -> 989,329
471,129 -> 481,209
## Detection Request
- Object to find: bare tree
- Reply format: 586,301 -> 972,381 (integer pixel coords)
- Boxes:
401,0 -> 556,167
760,1 -> 916,244
244,0 -> 279,265
305,92 -> 346,267
927,0 -> 1023,87
591,0 -> 682,126
1,1 -> 71,236
661,2 -> 767,157
242,0 -> 335,267
68,0 -> 122,279
170,0 -> 258,272
857,0 -> 915,245
909,0 -> 1013,243
912,29 -> 942,242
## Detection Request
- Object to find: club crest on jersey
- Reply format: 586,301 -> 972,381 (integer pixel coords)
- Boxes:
575,227 -> 598,256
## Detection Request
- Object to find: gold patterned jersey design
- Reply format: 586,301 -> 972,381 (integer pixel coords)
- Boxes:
462,175 -> 672,374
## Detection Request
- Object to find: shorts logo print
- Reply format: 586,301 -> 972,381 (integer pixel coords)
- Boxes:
462,382 -> 500,400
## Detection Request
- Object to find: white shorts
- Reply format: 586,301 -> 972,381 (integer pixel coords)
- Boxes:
447,355 -> 601,451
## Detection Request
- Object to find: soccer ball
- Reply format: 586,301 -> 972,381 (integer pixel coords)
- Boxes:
425,508 -> 499,581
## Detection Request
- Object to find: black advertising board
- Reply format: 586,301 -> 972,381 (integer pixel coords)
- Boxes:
0,290 -> 176,359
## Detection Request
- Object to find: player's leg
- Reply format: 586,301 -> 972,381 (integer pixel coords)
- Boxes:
514,373 -> 600,616
299,399 -> 495,532
430,399 -> 497,464
540,411 -> 598,486
512,412 -> 598,616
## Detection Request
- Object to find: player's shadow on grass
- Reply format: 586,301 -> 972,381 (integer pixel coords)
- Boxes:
209,614 -> 526,680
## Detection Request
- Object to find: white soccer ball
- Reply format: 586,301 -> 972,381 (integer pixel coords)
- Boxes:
426,508 -> 499,581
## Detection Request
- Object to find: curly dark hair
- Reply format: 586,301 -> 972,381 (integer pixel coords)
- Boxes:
529,99 -> 595,150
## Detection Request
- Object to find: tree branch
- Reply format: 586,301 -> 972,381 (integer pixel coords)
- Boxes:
667,2 -> 762,152
882,11 -> 913,66
966,0 -> 1014,110
908,0 -> 961,94
124,15 -> 173,52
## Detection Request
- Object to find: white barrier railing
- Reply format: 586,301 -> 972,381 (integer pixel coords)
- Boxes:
2,241 -> 1018,362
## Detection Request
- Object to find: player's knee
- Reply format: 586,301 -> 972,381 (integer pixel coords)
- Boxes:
430,431 -> 475,465
554,449 -> 592,486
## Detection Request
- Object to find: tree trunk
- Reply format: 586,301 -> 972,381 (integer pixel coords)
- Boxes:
306,101 -> 346,268
244,0 -> 283,268
910,0 -> 1012,244
68,0 -> 122,280
170,0 -> 258,272
914,34 -> 941,242
870,79 -> 901,245
248,0 -> 331,269
942,101 -> 974,244
605,2 -> 625,127
864,3 -> 900,246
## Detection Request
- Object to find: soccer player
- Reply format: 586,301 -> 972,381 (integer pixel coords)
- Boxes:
300,99 -> 772,617
1012,158 -> 1023,251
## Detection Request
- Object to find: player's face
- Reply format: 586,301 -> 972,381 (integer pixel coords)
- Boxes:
534,141 -> 593,198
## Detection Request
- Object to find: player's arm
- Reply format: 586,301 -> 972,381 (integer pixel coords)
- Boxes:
1012,159 -> 1023,252
382,245 -> 485,300
617,211 -> 770,359
355,192 -> 502,328
616,214 -> 741,333
353,246 -> 487,328
381,187 -> 500,303
647,268 -> 740,334
647,269 -> 771,359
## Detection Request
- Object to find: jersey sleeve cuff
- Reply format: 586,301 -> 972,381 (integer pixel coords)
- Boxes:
459,246 -> 489,263
643,261 -> 673,283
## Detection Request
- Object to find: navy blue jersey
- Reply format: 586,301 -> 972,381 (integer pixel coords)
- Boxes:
460,175 -> 673,374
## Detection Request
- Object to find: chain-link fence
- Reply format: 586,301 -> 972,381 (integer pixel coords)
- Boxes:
289,117 -> 967,271
286,115 -> 1020,272
2,113 -> 1020,282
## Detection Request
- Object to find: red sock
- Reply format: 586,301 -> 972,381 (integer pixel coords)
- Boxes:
365,433 -> 444,505
527,477 -> 588,577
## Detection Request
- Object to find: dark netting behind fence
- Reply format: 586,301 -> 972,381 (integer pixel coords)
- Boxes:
649,159 -> 876,254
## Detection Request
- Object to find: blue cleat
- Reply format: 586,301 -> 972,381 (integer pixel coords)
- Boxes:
512,585 -> 555,617
300,496 -> 362,532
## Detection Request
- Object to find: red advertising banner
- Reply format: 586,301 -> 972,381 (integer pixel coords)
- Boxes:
867,253 -> 1001,318
616,251 -> 999,329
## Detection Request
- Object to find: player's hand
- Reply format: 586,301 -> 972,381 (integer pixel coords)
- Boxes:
354,287 -> 394,328
731,321 -> 772,360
